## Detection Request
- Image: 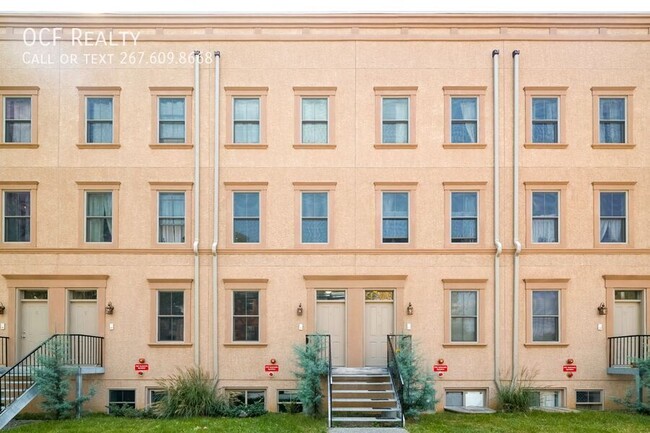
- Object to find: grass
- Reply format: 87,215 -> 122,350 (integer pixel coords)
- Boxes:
9,411 -> 650,433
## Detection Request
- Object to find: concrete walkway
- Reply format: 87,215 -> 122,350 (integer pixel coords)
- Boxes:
329,429 -> 408,433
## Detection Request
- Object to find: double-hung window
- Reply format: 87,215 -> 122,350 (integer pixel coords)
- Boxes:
157,291 -> 184,342
450,291 -> 478,342
532,97 -> 559,143
382,191 -> 409,243
451,192 -> 478,243
301,98 -> 328,144
3,191 -> 30,242
233,291 -> 259,342
532,290 -> 559,342
158,97 -> 185,143
381,98 -> 409,143
301,192 -> 328,243
4,97 -> 31,143
233,192 -> 260,243
85,191 -> 113,243
86,97 -> 114,143
233,98 -> 260,144
532,191 -> 559,243
599,191 -> 626,243
451,97 -> 478,143
158,192 -> 185,243
599,98 -> 626,144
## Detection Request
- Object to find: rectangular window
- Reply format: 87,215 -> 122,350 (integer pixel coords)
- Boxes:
530,390 -> 562,408
445,390 -> 485,408
532,191 -> 559,243
316,290 -> 346,301
301,192 -> 328,243
233,192 -> 260,243
158,192 -> 185,243
4,97 -> 31,143
3,191 -> 30,242
278,390 -> 302,413
85,191 -> 112,243
532,97 -> 559,143
382,191 -> 409,243
108,389 -> 135,412
229,389 -> 265,407
450,291 -> 478,342
86,97 -> 113,143
532,291 -> 559,342
599,98 -> 626,143
157,291 -> 184,342
233,98 -> 260,143
382,97 -> 409,143
576,390 -> 603,411
158,97 -> 185,143
233,291 -> 259,342
600,191 -> 626,243
301,98 -> 328,144
147,388 -> 166,407
451,191 -> 478,243
451,97 -> 478,143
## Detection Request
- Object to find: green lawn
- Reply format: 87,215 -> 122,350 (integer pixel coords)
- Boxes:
9,411 -> 650,433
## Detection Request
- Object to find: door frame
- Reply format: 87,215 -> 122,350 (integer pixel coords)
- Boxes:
613,289 -> 645,336
363,289 -> 396,367
66,289 -> 100,335
315,289 -> 348,367
604,276 -> 650,340
17,289 -> 49,358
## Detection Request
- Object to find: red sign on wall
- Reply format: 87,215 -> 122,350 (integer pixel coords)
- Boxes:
562,365 -> 577,372
433,365 -> 448,372
264,364 -> 279,373
135,363 -> 149,371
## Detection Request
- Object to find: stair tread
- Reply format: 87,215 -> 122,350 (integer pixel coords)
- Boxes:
332,416 -> 402,422
332,398 -> 397,402
332,390 -> 394,393
332,407 -> 398,412
332,381 -> 392,385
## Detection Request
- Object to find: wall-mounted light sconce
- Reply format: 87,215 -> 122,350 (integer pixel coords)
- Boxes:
597,303 -> 607,316
0,303 -> 5,315
296,303 -> 303,316
105,301 -> 115,315
406,302 -> 414,316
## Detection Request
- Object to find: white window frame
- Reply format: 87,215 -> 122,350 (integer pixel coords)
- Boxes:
2,190 -> 31,243
450,190 -> 479,244
450,96 -> 479,144
300,191 -> 329,244
227,389 -> 266,407
107,389 -> 136,413
85,96 -> 114,144
232,97 -> 261,144
445,389 -> 487,408
381,96 -> 410,144
529,389 -> 564,408
146,387 -> 166,407
232,290 -> 260,342
449,290 -> 479,343
599,190 -> 628,244
598,96 -> 627,144
531,289 -> 560,343
232,191 -> 261,244
381,191 -> 410,244
84,190 -> 113,243
531,96 -> 560,144
575,389 -> 604,411
531,190 -> 560,244
156,290 -> 185,342
300,97 -> 329,144
157,96 -> 186,144
157,191 -> 186,244
3,96 -> 32,143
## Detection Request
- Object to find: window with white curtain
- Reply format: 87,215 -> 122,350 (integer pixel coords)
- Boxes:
86,97 -> 113,143
599,97 -> 626,143
382,97 -> 409,143
233,192 -> 260,243
532,191 -> 559,243
301,192 -> 328,243
382,191 -> 409,243
451,290 -> 478,342
451,97 -> 478,143
157,291 -> 184,342
532,97 -> 559,143
301,98 -> 328,144
532,290 -> 559,342
600,191 -> 626,243
158,192 -> 185,243
451,191 -> 478,243
158,97 -> 185,143
4,97 -> 31,143
85,191 -> 112,242
3,191 -> 30,242
233,98 -> 260,143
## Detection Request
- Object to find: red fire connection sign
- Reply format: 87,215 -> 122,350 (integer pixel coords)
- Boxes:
134,363 -> 149,371
563,365 -> 577,372
433,365 -> 448,372
264,364 -> 279,373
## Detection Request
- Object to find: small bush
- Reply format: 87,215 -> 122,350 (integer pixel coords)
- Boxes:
294,335 -> 329,416
393,337 -> 437,418
107,404 -> 157,418
155,367 -> 225,418
496,368 -> 536,412
222,401 -> 267,418
615,357 -> 650,414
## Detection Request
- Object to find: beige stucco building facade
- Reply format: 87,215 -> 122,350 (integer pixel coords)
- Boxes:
0,13 -> 649,413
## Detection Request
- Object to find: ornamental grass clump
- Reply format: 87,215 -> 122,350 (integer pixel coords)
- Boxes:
496,368 -> 536,413
155,367 -> 225,418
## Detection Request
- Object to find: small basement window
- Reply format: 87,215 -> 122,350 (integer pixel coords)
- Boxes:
445,390 -> 486,407
530,390 -> 563,408
147,388 -> 166,407
108,389 -> 135,412
228,389 -> 265,407
576,390 -> 603,410
278,390 -> 302,413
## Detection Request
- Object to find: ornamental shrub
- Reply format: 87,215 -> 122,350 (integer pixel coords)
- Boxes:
294,335 -> 329,416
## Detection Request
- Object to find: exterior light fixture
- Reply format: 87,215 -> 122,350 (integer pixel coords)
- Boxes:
0,303 -> 5,315
296,303 -> 303,316
597,303 -> 607,316
105,301 -> 115,315
406,302 -> 414,316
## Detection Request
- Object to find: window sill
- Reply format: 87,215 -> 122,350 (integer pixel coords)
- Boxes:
374,143 -> 418,149
524,343 -> 569,347
76,143 -> 121,149
149,143 -> 193,150
224,143 -> 268,149
223,343 -> 268,348
293,144 -> 336,149
442,343 -> 487,348
148,342 -> 193,347
442,143 -> 487,149
591,143 -> 635,149
0,143 -> 39,149
523,143 -> 568,149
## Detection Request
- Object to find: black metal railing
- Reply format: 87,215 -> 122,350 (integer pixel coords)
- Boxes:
306,334 -> 331,427
0,334 -> 103,414
387,334 -> 410,427
0,337 -> 8,367
609,335 -> 650,368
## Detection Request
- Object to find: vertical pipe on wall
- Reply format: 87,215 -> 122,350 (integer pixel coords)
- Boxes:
193,50 -> 201,367
492,49 -> 503,388
512,50 -> 522,381
212,51 -> 221,380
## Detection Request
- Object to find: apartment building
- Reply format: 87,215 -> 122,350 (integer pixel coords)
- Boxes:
0,13 -> 649,416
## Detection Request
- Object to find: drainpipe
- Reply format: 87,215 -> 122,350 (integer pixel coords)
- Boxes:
212,51 -> 221,379
492,49 -> 502,389
512,50 -> 522,381
193,50 -> 201,367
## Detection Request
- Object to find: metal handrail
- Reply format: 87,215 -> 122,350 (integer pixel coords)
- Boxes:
0,337 -> 8,367
0,334 -> 103,415
305,334 -> 331,427
608,334 -> 650,367
387,334 -> 410,427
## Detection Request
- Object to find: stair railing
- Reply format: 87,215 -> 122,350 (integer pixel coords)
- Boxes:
608,335 -> 650,367
387,334 -> 410,427
306,334 -> 332,427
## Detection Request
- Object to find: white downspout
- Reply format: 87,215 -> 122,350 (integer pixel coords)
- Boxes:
492,49 -> 502,389
193,50 -> 201,367
212,51 -> 221,379
512,50 -> 522,381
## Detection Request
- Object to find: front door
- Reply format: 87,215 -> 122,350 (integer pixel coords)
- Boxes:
19,289 -> 49,358
364,290 -> 394,367
68,290 -> 98,335
614,290 -> 644,336
316,290 -> 346,367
